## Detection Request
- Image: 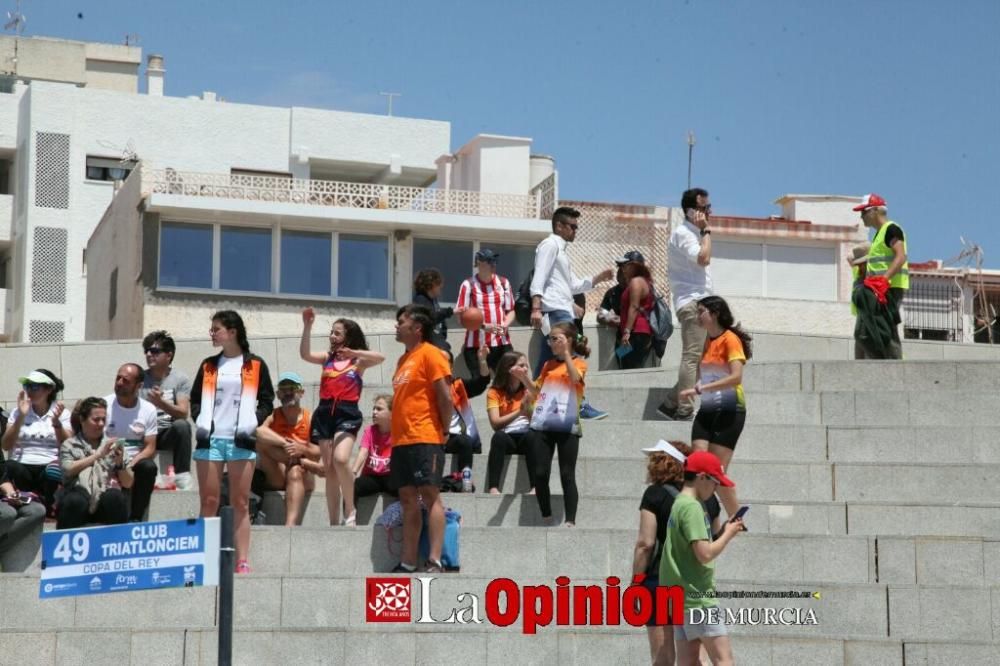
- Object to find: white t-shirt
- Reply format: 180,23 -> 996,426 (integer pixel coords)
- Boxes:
103,394 -> 159,456
6,404 -> 70,465
211,354 -> 245,439
667,219 -> 713,310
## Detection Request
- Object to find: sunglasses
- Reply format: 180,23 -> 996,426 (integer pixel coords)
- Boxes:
144,347 -> 164,355
546,335 -> 566,343
23,383 -> 49,391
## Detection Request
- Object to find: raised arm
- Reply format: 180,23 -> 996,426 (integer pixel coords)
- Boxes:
300,307 -> 328,365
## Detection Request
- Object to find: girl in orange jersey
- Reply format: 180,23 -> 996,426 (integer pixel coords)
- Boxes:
300,308 -> 385,526
527,321 -> 589,527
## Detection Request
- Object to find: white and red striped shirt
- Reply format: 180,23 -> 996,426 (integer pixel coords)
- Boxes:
456,273 -> 515,348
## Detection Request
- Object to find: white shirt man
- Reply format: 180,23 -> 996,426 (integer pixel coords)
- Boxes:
661,189 -> 714,420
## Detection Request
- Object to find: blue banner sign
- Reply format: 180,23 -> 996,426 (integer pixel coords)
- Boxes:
40,518 -> 220,599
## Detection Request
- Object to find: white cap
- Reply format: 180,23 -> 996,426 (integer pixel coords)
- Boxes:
641,439 -> 687,464
18,370 -> 55,386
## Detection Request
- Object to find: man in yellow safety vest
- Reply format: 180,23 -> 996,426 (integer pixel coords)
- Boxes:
854,193 -> 908,359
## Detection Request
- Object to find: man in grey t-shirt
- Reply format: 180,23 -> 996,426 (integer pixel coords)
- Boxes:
139,331 -> 193,489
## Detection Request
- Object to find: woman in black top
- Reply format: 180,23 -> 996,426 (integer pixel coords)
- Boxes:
632,440 -> 720,666
412,268 -> 453,352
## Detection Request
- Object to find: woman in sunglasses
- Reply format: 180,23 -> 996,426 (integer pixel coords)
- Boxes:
1,369 -> 69,512
526,321 -> 589,526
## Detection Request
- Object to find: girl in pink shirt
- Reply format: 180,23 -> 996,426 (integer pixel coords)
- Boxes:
353,394 -> 396,499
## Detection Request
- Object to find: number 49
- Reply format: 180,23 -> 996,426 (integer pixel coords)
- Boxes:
53,532 -> 90,563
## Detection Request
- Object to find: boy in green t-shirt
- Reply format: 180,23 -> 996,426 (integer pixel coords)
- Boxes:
660,450 -> 743,666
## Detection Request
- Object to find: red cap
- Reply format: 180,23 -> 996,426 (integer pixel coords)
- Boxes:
685,451 -> 735,487
852,193 -> 887,211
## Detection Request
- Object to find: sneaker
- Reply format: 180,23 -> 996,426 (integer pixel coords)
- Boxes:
174,472 -> 193,491
235,560 -> 251,574
391,562 -> 417,574
579,402 -> 608,420
655,402 -> 677,420
421,559 -> 445,574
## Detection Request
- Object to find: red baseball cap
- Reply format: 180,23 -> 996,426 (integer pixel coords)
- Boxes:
852,193 -> 887,211
685,451 -> 735,487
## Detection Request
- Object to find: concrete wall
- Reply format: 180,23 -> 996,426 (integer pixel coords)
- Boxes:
83,59 -> 140,93
728,296 -> 856,336
0,36 -> 140,91
452,135 -> 532,195
778,195 -> 865,228
85,170 -> 145,340
290,107 -> 449,170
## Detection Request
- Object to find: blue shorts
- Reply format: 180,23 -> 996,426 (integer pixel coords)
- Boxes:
193,437 -> 257,463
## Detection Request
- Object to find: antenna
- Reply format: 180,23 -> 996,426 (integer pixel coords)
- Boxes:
120,138 -> 137,164
124,33 -> 140,46
379,92 -> 401,117
3,0 -> 26,34
686,130 -> 696,189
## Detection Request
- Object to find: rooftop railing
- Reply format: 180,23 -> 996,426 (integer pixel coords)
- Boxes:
143,167 -> 542,219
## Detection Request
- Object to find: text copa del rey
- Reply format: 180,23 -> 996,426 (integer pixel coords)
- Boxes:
367,574 -> 819,634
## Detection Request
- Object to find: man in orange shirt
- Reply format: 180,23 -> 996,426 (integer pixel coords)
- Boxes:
391,304 -> 453,573
256,372 -> 322,527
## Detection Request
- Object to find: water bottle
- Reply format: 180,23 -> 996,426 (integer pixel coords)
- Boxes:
461,466 -> 473,493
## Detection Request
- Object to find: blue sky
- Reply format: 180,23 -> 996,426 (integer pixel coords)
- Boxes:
18,0 -> 1000,263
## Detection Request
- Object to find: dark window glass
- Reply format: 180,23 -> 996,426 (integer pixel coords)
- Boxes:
280,230 -> 331,296
488,242 -> 536,291
220,226 -> 271,292
412,238 -> 473,303
159,223 -> 212,288
338,234 -> 389,299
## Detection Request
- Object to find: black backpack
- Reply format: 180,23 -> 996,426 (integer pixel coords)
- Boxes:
514,269 -> 535,326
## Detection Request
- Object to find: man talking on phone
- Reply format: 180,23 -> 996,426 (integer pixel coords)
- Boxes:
659,188 -> 714,421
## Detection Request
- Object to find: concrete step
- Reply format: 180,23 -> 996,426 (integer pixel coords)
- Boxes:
5,564 -> 1000,645
5,627 -> 1000,666
11,527 -> 1000,590
13,627 -> 998,666
144,458 -> 1000,515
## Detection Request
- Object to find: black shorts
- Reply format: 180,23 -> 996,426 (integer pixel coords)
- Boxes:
311,400 -> 364,441
640,572 -> 676,627
691,410 -> 746,450
390,444 -> 445,489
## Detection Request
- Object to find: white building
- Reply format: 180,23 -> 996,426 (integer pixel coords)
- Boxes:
0,35 -> 554,342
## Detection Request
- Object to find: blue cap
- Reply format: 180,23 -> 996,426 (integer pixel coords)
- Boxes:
277,371 -> 304,387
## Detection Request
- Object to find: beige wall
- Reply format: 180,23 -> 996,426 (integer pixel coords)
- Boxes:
84,59 -> 139,93
0,35 -> 139,91
85,171 -> 145,340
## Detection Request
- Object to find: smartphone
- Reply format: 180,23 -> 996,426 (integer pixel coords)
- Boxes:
730,506 -> 750,522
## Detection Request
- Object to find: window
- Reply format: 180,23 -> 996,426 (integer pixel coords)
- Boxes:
109,268 -> 118,320
339,234 -> 389,299
159,223 -> 212,288
281,230 -> 331,296
220,227 -> 272,292
158,222 -> 391,301
489,242 -> 536,290
85,156 -> 136,182
413,239 -> 473,302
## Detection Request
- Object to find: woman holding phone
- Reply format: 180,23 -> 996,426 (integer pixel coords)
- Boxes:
57,397 -> 133,528
679,296 -> 752,520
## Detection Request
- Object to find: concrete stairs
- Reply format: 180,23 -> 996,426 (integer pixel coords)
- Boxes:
2,357 -> 1000,664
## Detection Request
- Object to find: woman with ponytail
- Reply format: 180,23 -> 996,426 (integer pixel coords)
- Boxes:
190,310 -> 275,574
679,295 -> 752,521
527,321 -> 589,526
